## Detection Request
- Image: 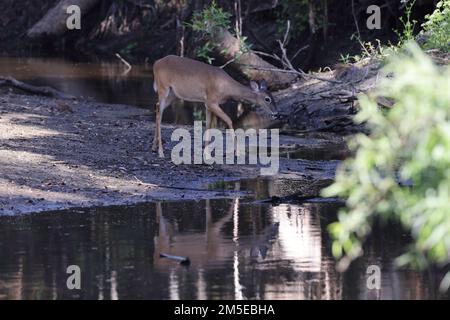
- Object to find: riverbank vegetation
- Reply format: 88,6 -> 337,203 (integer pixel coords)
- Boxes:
323,0 -> 450,291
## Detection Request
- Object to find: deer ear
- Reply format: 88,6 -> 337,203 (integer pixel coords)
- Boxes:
259,79 -> 268,91
250,81 -> 259,92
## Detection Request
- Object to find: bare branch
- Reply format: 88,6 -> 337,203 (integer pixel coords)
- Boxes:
290,45 -> 310,61
351,0 -> 361,40
219,56 -> 239,69
251,50 -> 281,61
282,20 -> 291,47
245,19 -> 340,84
116,52 -> 131,71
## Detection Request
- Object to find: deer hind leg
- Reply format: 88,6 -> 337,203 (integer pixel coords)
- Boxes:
153,87 -> 175,157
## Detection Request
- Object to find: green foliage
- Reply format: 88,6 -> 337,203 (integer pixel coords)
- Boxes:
340,39 -> 393,63
190,0 -> 231,35
322,42 -> 450,291
196,41 -> 216,64
339,53 -> 352,64
421,0 -> 450,52
395,0 -> 418,46
339,0 -> 449,67
189,1 -> 251,64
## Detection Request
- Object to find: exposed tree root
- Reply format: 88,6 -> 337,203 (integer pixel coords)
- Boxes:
0,76 -> 75,99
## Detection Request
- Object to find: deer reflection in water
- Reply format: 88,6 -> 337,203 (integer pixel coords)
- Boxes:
151,181 -> 342,300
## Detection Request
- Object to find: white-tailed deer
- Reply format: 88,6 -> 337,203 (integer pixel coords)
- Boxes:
152,55 -> 277,157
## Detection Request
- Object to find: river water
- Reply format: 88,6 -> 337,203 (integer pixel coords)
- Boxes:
0,57 -> 448,300
0,197 -> 446,300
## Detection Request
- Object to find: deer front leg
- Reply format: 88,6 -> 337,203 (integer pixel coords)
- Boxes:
206,102 -> 235,158
206,103 -> 233,130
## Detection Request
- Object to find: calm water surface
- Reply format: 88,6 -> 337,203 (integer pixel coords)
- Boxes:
0,56 -> 155,106
0,196 -> 446,300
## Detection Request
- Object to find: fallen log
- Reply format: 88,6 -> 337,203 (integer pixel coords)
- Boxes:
210,27 -> 297,88
274,61 -> 378,133
0,76 -> 75,99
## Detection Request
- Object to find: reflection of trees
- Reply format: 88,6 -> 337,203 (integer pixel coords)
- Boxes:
154,181 -> 343,300
238,202 -> 343,300
0,204 -> 161,299
0,196 -> 447,300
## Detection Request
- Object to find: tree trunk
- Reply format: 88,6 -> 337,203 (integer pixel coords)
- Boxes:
27,0 -> 100,39
210,27 -> 297,88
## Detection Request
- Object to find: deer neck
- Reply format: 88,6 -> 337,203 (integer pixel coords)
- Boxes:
229,81 -> 259,105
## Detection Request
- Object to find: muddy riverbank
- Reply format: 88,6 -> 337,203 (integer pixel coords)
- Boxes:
0,92 -> 346,215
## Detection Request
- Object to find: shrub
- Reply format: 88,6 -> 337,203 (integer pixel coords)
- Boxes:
189,1 -> 251,64
322,42 -> 450,291
421,0 -> 450,52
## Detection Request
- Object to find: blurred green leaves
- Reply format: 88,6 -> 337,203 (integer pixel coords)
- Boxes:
322,42 -> 450,290
421,0 -> 450,52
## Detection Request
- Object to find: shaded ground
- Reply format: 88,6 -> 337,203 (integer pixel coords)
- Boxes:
0,92 -> 345,215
